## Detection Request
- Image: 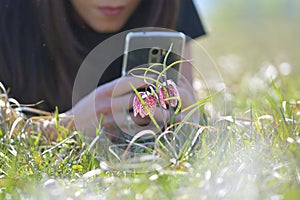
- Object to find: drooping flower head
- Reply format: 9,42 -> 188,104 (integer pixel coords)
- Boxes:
158,79 -> 180,109
132,80 -> 180,118
133,91 -> 157,118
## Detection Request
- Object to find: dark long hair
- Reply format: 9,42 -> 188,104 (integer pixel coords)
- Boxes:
0,0 -> 179,111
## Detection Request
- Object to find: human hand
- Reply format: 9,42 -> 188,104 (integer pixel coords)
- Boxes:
64,76 -> 151,140
125,77 -> 199,138
61,74 -> 198,142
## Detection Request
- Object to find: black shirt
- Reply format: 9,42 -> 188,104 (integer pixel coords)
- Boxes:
177,0 -> 206,39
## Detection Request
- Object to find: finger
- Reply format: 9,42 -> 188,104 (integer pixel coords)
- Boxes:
103,108 -> 197,140
98,76 -> 150,97
112,111 -> 151,128
129,111 -> 151,125
94,95 -> 130,117
111,92 -> 134,111
101,111 -> 153,139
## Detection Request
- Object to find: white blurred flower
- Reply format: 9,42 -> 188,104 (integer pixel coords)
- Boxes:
248,76 -> 267,92
278,62 -> 292,76
217,54 -> 241,74
193,79 -> 204,90
264,64 -> 278,81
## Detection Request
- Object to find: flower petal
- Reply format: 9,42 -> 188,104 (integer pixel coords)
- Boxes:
158,87 -> 167,109
166,80 -> 180,107
140,92 -> 157,118
133,92 -> 158,118
133,94 -> 141,117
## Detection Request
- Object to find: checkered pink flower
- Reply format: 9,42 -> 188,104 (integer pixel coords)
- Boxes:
133,91 -> 157,118
158,80 -> 180,109
132,80 -> 180,118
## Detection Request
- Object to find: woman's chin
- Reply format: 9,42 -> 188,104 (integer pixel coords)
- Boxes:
91,22 -> 125,33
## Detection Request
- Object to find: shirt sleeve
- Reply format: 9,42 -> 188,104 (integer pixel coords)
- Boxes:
176,0 -> 206,39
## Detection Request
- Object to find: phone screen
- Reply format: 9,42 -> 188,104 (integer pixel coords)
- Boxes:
122,32 -> 186,82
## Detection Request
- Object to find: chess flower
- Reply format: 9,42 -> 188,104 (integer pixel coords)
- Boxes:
158,79 -> 180,109
133,91 -> 157,118
132,80 -> 180,118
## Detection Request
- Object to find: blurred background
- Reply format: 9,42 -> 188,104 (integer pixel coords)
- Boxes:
193,0 -> 300,111
196,0 -> 299,68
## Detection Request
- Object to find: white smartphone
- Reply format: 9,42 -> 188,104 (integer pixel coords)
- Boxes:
122,31 -> 186,82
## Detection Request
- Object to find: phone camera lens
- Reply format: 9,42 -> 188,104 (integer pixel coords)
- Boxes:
151,48 -> 159,55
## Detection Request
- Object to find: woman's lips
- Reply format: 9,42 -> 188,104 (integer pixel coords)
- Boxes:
97,6 -> 125,17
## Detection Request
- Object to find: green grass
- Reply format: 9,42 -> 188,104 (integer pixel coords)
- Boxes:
1,70 -> 300,199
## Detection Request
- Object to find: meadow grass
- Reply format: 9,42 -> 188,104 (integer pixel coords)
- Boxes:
0,68 -> 300,200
